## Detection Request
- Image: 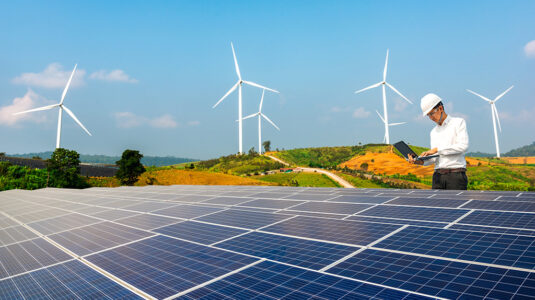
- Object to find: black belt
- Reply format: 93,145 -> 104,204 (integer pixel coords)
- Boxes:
435,168 -> 466,175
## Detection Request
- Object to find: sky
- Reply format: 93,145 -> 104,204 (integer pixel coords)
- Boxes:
1,1 -> 534,160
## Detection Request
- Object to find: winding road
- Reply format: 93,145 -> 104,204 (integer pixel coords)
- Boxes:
265,154 -> 355,188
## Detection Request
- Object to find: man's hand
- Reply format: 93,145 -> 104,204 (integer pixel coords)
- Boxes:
408,154 -> 423,165
420,148 -> 438,157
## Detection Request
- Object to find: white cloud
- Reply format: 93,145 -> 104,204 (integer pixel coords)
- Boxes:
90,69 -> 138,83
114,112 -> 179,129
150,114 -> 178,128
330,106 -> 350,113
12,63 -> 86,88
524,40 -> 535,58
0,90 -> 50,126
352,107 -> 370,119
394,98 -> 409,112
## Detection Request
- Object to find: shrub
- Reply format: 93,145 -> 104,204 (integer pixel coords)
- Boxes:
116,150 -> 146,185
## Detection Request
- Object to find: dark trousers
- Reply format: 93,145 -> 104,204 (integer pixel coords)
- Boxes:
432,171 -> 468,190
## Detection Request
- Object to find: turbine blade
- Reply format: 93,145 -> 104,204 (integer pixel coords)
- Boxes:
13,104 -> 60,115
466,89 -> 492,102
494,85 -> 514,102
61,64 -> 77,104
492,104 -> 502,132
242,80 -> 279,93
375,110 -> 385,123
386,82 -> 413,104
389,122 -> 406,126
259,89 -> 265,111
62,105 -> 92,136
231,42 -> 241,80
383,49 -> 389,81
261,114 -> 280,131
242,113 -> 258,120
213,82 -> 239,108
354,82 -> 382,94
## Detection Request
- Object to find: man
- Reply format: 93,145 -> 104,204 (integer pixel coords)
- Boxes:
409,93 -> 469,190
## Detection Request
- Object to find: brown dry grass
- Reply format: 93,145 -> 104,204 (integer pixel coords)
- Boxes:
340,152 -> 435,177
500,157 -> 535,164
135,169 -> 275,186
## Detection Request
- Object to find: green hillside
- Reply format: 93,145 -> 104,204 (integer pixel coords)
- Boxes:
504,142 -> 535,157
193,153 -> 285,176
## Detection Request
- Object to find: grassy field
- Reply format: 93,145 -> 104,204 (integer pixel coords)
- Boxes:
337,173 -> 384,188
136,169 -> 273,186
192,153 -> 284,175
253,172 -> 341,188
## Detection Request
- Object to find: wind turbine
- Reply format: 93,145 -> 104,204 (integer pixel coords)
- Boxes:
354,49 -> 412,144
375,110 -> 405,144
213,42 -> 279,154
13,64 -> 92,149
467,86 -> 513,158
242,89 -> 280,154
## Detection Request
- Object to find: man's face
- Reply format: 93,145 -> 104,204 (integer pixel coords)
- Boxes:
427,105 -> 443,124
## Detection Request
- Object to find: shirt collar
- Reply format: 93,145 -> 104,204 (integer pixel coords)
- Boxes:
439,115 -> 450,127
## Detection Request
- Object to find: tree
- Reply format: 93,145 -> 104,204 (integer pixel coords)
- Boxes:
116,150 -> 146,185
248,147 -> 257,156
47,148 -> 86,188
263,140 -> 271,153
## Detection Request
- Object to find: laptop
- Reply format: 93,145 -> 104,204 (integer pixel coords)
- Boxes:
393,141 -> 439,161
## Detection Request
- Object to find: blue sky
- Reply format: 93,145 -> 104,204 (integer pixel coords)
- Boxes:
1,1 -> 534,159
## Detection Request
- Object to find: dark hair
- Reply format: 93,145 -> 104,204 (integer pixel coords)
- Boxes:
433,101 -> 443,110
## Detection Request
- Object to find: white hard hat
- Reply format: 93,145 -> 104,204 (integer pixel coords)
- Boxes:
420,93 -> 442,116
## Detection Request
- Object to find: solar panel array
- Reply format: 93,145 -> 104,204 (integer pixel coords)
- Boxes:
0,185 -> 534,299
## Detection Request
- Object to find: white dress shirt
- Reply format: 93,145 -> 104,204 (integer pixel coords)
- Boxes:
423,115 -> 469,169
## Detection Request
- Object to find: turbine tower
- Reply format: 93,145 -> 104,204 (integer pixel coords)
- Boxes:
467,86 -> 513,158
354,49 -> 412,144
13,64 -> 92,149
213,43 -> 279,154
242,89 -> 280,154
375,110 -> 405,144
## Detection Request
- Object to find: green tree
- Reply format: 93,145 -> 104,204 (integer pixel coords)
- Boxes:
248,147 -> 257,156
116,150 -> 146,185
47,148 -> 86,188
263,140 -> 271,153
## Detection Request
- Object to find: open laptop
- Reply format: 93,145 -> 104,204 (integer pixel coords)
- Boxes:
393,141 -> 439,161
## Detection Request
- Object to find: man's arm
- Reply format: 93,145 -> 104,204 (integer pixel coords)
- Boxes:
437,119 -> 469,155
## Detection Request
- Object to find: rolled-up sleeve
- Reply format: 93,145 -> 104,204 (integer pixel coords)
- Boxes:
437,119 -> 469,156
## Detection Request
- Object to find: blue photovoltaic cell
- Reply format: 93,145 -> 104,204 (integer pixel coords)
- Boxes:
327,249 -> 535,299
497,196 -> 535,202
155,221 -> 246,245
179,260 -> 431,300
386,197 -> 467,208
202,196 -> 252,205
152,204 -> 223,219
0,217 -> 18,229
123,201 -> 177,212
217,231 -> 358,270
357,205 -> 469,223
449,224 -> 535,237
249,192 -> 292,199
48,221 -> 153,256
86,235 -> 259,299
27,213 -> 101,235
288,201 -> 372,214
374,226 -> 535,269
238,198 -> 305,209
0,226 -> 38,246
462,200 -> 535,212
196,209 -> 293,229
329,195 -> 395,204
0,260 -> 142,299
0,238 -> 71,279
283,193 -> 338,201
116,214 -> 181,230
91,209 -> 140,221
262,216 -> 401,246
282,210 -> 347,219
458,210 -> 535,230
346,216 -> 446,228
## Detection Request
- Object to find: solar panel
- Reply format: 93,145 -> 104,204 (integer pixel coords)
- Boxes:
48,221 -> 153,256
0,260 -> 142,299
373,226 -> 535,269
216,231 -> 359,270
356,205 -> 470,223
1,185 -> 534,299
262,216 -> 402,246
155,221 -> 247,245
196,209 -> 294,229
179,260 -> 429,300
86,235 -> 259,299
327,249 -> 535,299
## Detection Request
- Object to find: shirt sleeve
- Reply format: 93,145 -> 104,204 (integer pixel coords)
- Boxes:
437,118 -> 469,156
423,157 -> 436,166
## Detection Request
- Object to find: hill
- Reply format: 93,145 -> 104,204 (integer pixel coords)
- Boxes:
192,153 -> 285,175
7,152 -> 196,167
504,142 -> 535,157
